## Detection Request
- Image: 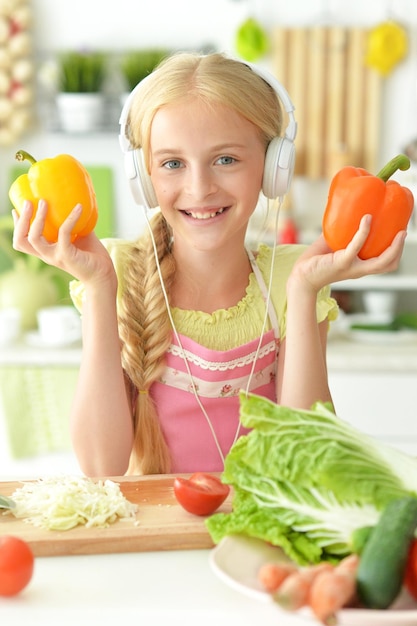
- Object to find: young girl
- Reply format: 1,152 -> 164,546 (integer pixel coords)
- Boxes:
13,52 -> 406,476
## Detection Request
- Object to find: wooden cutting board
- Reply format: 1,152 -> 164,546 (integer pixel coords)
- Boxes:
0,475 -> 232,557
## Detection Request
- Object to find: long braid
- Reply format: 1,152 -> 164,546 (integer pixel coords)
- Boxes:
118,212 -> 175,474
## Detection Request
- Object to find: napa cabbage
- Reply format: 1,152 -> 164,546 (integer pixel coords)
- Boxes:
206,393 -> 417,565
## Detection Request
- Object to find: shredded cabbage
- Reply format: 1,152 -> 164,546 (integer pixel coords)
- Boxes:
9,476 -> 138,531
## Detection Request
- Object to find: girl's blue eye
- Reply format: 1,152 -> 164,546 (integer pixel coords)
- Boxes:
217,156 -> 235,165
164,160 -> 182,169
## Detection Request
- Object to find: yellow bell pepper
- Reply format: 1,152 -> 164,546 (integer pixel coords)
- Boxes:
365,21 -> 408,77
9,150 -> 98,243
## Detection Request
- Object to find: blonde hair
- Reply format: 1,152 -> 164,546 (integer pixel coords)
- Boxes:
128,51 -> 283,171
118,52 -> 284,474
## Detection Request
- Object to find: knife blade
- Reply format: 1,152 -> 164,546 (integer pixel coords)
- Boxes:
0,494 -> 16,510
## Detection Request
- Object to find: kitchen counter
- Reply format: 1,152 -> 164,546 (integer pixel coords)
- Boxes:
327,337 -> 417,371
0,340 -> 82,365
0,548 -> 314,626
2,332 -> 416,371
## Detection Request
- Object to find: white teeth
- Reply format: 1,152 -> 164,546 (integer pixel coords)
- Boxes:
186,208 -> 224,219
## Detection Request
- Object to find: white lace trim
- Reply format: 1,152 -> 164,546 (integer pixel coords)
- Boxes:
167,339 -> 277,372
158,363 -> 276,398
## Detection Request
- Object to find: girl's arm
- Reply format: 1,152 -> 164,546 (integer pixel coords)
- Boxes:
277,215 -> 406,409
13,199 -> 135,475
277,291 -> 331,408
69,276 -> 134,476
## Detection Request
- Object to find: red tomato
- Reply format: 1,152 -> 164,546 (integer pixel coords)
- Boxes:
405,538 -> 417,600
0,535 -> 34,597
173,472 -> 230,516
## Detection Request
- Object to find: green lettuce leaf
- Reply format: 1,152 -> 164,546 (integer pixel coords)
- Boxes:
206,393 -> 417,565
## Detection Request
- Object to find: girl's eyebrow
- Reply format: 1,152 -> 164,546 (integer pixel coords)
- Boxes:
152,148 -> 183,157
152,143 -> 249,157
211,142 -> 249,152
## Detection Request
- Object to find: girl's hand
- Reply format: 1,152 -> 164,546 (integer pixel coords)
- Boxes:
12,199 -> 115,285
289,215 -> 407,294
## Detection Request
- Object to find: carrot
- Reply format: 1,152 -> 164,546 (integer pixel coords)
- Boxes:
258,561 -> 297,593
273,562 -> 334,611
335,553 -> 360,575
309,568 -> 357,625
273,570 -> 312,610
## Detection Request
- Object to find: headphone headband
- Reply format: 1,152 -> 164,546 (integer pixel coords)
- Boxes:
119,73 -> 153,154
242,61 -> 297,142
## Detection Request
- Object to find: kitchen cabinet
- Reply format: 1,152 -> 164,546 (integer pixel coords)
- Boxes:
0,343 -> 81,479
327,238 -> 417,457
327,339 -> 417,456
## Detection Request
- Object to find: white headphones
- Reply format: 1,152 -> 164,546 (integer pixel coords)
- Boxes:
119,57 -> 297,209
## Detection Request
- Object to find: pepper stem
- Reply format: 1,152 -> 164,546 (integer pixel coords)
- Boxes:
376,154 -> 410,182
15,150 -> 37,165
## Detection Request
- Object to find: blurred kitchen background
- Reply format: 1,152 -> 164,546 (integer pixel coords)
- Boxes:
0,0 -> 416,477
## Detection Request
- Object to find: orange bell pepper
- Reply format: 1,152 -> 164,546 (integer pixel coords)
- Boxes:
322,154 -> 414,259
9,150 -> 98,243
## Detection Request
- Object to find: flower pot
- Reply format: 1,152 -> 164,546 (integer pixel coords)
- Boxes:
56,92 -> 104,133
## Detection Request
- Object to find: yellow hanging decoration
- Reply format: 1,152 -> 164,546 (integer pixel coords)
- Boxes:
365,21 -> 408,77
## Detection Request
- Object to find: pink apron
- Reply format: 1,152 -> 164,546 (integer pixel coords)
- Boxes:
151,251 -> 281,472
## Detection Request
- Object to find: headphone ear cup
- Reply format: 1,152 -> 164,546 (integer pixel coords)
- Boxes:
123,148 -> 159,209
262,136 -> 296,199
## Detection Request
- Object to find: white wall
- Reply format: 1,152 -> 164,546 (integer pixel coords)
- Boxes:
2,0 -> 417,239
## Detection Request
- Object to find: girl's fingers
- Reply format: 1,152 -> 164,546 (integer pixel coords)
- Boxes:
56,204 -> 83,246
12,201 -> 34,250
389,229 -> 407,251
358,213 -> 372,231
345,215 -> 372,257
27,198 -> 48,240
15,200 -> 33,225
369,229 -> 406,271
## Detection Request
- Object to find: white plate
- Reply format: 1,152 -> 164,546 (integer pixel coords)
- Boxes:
25,330 -> 82,349
209,535 -> 417,626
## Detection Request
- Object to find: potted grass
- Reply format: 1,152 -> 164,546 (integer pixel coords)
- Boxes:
55,50 -> 107,133
120,48 -> 168,104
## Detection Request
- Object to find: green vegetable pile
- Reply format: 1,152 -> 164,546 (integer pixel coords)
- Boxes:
206,393 -> 417,566
0,213 -> 73,329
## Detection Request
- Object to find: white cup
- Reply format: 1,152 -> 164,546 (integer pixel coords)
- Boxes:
0,307 -> 22,346
362,290 -> 397,319
36,305 -> 81,346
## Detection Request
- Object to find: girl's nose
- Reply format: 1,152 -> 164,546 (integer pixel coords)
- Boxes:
184,166 -> 217,199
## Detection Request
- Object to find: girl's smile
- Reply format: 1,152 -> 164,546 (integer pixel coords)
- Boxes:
183,207 -> 225,219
